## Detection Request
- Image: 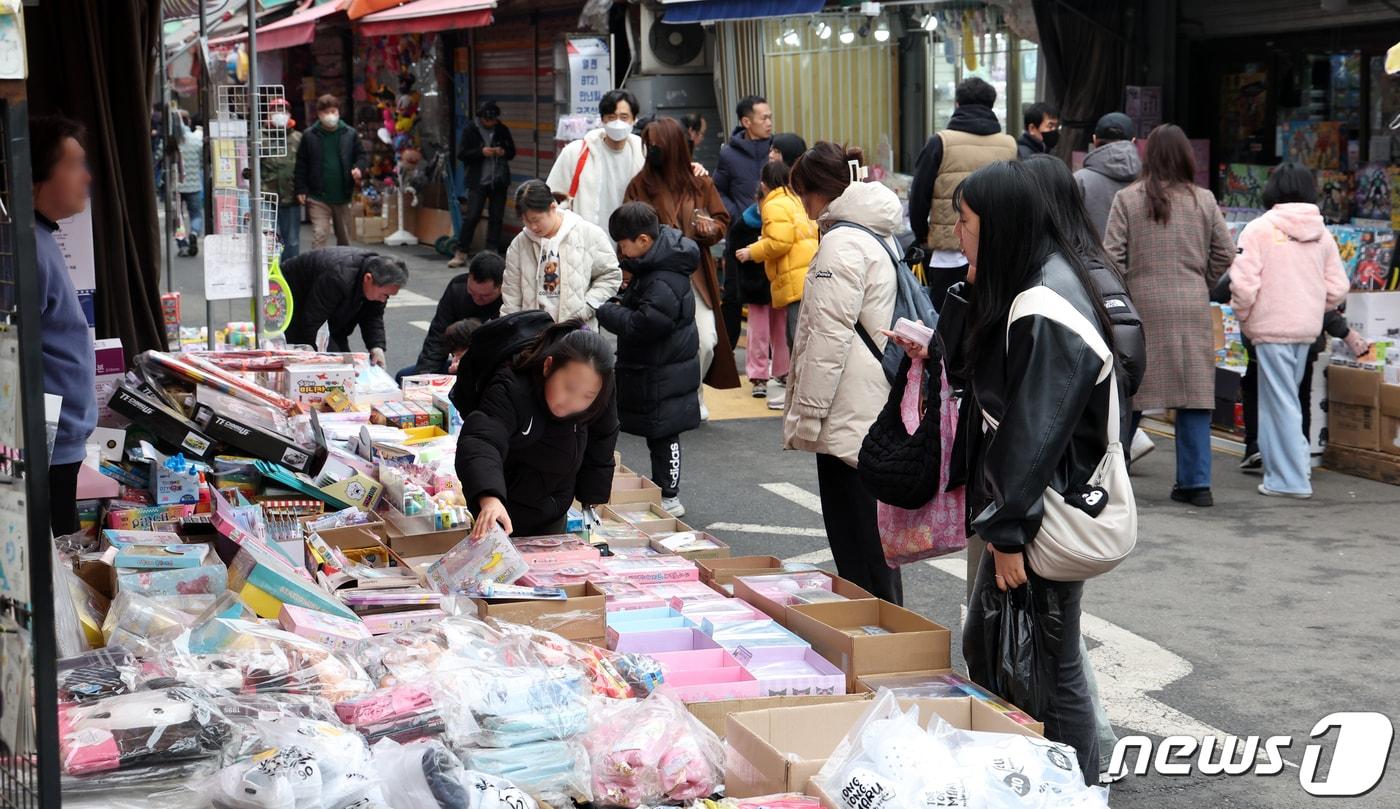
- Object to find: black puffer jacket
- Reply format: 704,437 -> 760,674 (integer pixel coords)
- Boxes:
948,255 -> 1117,554
282,247 -> 388,352
455,366 -> 619,535
726,210 -> 771,306
413,273 -> 504,374
596,227 -> 702,439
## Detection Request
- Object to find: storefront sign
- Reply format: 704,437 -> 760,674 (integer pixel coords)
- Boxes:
567,37 -> 611,118
54,206 -> 96,331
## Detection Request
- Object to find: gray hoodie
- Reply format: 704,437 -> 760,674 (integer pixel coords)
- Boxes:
1074,140 -> 1141,239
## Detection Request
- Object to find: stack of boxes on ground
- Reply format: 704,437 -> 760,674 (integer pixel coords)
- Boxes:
55,341 -> 1110,809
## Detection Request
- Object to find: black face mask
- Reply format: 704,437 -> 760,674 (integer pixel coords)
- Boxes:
1042,129 -> 1060,150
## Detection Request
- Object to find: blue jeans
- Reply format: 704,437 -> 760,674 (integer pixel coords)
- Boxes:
1173,408 -> 1213,490
1255,342 -> 1312,495
179,190 -> 204,245
277,203 -> 302,260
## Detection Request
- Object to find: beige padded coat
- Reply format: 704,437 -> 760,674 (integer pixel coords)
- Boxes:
783,180 -> 899,467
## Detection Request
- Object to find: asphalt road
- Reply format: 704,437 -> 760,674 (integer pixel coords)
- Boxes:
165,234 -> 1400,809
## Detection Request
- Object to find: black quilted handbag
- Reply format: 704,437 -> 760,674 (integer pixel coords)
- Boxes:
858,354 -> 941,509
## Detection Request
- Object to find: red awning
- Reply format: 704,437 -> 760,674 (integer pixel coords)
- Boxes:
356,0 -> 494,36
211,0 -> 346,51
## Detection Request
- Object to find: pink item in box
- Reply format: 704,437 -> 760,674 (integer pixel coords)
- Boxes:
736,571 -> 833,606
519,560 -> 606,588
610,627 -> 719,655
598,556 -> 699,584
590,579 -> 666,612
277,604 -> 372,651
360,609 -> 446,635
650,649 -> 761,703
512,535 -> 602,567
677,598 -> 767,626
731,646 -> 846,697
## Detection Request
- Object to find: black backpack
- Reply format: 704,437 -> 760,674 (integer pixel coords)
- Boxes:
448,310 -> 555,413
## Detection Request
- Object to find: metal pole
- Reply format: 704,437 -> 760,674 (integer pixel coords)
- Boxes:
159,29 -> 174,295
200,1 -> 216,350
249,0 -> 264,348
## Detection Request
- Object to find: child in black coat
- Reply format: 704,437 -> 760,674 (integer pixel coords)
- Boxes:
597,202 -> 701,517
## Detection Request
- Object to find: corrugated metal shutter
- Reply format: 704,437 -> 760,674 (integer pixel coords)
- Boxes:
763,20 -> 895,164
713,19 -> 768,125
1180,0 -> 1398,38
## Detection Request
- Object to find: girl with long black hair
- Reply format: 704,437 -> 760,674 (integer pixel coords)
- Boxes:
936,160 -> 1118,781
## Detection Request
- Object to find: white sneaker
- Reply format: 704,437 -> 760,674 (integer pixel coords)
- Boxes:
767,381 -> 786,410
1257,483 -> 1311,499
660,496 -> 686,517
699,403 -> 710,422
1129,429 -> 1155,463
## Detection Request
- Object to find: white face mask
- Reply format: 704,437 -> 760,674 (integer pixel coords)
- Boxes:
603,119 -> 632,143
271,112 -> 290,128
319,113 -> 339,129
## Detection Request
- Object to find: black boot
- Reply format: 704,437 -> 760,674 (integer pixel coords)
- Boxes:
187,235 -> 198,257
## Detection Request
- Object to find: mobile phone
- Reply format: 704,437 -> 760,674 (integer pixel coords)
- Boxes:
893,317 -> 934,347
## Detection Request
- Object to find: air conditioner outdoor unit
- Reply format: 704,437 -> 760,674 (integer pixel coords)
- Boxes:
640,4 -> 710,74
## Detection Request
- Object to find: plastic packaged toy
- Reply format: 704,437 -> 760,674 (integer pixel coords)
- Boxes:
58,687 -> 233,776
584,693 -> 724,807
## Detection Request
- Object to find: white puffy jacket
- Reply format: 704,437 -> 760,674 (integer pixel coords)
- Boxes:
502,209 -> 622,326
783,180 -> 899,467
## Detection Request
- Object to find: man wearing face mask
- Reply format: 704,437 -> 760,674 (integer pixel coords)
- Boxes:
294,94 -> 367,250
1016,101 -> 1060,159
262,98 -> 304,260
547,89 -> 645,232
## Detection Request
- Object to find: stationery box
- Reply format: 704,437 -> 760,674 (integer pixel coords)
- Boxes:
278,604 -> 372,651
697,556 -> 785,589
111,542 -> 211,570
705,619 -> 812,654
724,698 -> 1042,799
518,561 -> 607,588
359,609 -> 447,635
597,556 -> 699,584
101,529 -> 182,549
606,606 -> 684,625
473,585 -> 606,643
340,589 -> 443,614
402,374 -> 456,395
115,563 -> 227,598
511,534 -> 602,567
603,504 -> 693,536
610,627 -> 720,655
228,542 -> 358,621
785,600 -> 952,690
645,580 -> 727,607
193,398 -> 326,475
589,523 -> 653,551
735,572 -> 874,625
650,531 -> 731,561
107,384 -> 219,461
732,646 -> 846,697
652,650 -> 761,703
285,364 -> 356,408
677,598 -> 768,626
586,579 -> 667,612
607,615 -> 698,650
430,392 -> 461,434
855,670 -> 1043,733
608,476 -> 663,506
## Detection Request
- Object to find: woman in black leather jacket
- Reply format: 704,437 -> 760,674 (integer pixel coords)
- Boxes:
936,160 -> 1117,783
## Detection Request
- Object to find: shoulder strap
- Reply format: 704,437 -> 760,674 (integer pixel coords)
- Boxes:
828,221 -> 896,367
568,145 -> 590,198
829,221 -> 901,270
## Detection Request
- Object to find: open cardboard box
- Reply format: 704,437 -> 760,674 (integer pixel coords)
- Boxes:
472,582 -> 606,643
1328,364 -> 1382,450
685,693 -> 869,738
608,475 -> 663,505
786,600 -> 951,689
697,555 -> 785,591
601,503 -> 692,536
734,571 -> 875,625
388,527 -> 470,573
308,524 -> 420,591
855,669 -> 1044,734
725,697 -> 1042,799
649,531 -> 731,561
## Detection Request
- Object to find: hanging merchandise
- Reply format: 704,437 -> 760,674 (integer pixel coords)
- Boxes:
961,10 -> 977,71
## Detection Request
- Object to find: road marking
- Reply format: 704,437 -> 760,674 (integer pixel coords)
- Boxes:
759,481 -> 1295,762
386,289 -> 438,308
705,522 -> 826,538
410,320 -> 432,331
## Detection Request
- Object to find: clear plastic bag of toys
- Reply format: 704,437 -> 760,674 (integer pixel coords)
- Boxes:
460,737 -> 592,807
376,737 -> 542,809
58,686 -> 234,777
584,693 -> 725,808
201,713 -> 386,809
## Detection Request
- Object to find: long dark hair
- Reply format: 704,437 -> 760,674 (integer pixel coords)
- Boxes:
1141,124 -> 1195,225
633,117 -> 704,203
514,319 -> 616,423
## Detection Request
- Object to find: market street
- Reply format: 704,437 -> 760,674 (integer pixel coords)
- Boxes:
166,239 -> 1400,808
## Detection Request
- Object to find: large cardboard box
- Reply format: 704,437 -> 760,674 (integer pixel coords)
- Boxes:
609,476 -> 663,505
1345,290 -> 1400,339
389,528 -> 469,572
685,693 -> 868,737
473,582 -> 606,643
1328,365 -> 1382,450
1381,383 -> 1400,456
697,556 -> 785,590
785,600 -> 951,689
733,571 -> 875,625
725,697 -> 1041,799
855,669 -> 1045,734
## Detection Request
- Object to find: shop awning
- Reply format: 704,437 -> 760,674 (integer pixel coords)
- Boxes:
659,0 -> 825,24
210,0 -> 347,51
356,0 -> 494,36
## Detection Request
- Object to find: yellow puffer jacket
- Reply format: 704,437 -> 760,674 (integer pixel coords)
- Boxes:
747,188 -> 818,308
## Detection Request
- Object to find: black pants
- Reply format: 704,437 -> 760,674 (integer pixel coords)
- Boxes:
965,553 -> 1099,782
814,453 -> 903,604
721,257 -> 743,352
647,434 -> 682,498
926,263 -> 969,312
50,461 -> 82,538
460,183 -> 508,253
1242,338 -> 1324,455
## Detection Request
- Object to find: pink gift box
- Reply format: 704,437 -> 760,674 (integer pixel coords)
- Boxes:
589,579 -> 667,612
277,604 -> 371,651
732,646 -> 846,697
610,627 -> 720,655
519,561 -> 606,588
511,535 -> 602,567
677,598 -> 767,626
647,579 -> 726,605
360,609 -> 446,635
651,649 -> 761,702
597,556 -> 699,584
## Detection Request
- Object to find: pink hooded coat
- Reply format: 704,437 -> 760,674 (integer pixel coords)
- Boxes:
1229,202 -> 1350,344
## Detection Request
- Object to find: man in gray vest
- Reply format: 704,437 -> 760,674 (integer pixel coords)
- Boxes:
908,77 -> 1017,309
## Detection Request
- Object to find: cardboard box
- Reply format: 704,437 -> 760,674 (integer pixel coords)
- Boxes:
697,556 -> 785,589
785,600 -> 951,689
735,646 -> 846,697
1381,383 -> 1400,456
855,670 -> 1044,734
650,649 -> 761,702
734,571 -> 875,625
473,583 -> 606,642
685,693 -> 868,738
413,207 -> 453,246
650,531 -> 731,561
355,215 -> 388,245
1328,365 -> 1382,450
725,697 -> 1041,799
1345,290 -> 1400,339
608,476 -> 663,505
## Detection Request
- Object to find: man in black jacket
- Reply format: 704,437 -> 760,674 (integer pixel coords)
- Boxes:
406,252 -> 504,377
282,247 -> 408,365
451,101 -> 516,267
294,95 -> 368,250
1016,101 -> 1059,159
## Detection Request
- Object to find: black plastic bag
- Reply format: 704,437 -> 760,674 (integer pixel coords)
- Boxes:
971,581 -> 1064,721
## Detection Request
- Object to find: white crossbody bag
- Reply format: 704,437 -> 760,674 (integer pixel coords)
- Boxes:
981,285 -> 1137,581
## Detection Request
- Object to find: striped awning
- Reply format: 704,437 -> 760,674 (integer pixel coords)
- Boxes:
355,0 -> 494,36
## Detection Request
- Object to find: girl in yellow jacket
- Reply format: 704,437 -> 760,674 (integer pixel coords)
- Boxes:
736,161 -> 819,407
